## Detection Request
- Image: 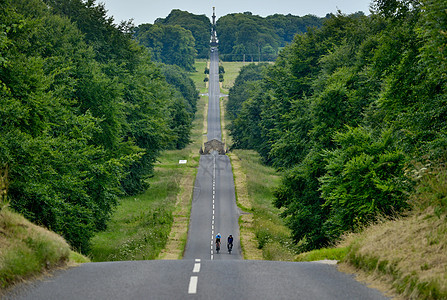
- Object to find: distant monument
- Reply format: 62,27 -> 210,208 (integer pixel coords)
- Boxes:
210,7 -> 218,47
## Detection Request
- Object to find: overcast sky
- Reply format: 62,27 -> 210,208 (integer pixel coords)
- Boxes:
99,0 -> 373,26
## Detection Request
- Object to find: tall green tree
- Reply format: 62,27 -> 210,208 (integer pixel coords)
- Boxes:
135,24 -> 196,71
161,64 -> 199,149
155,9 -> 211,58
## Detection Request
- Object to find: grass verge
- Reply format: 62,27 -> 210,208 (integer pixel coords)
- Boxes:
295,247 -> 348,262
0,207 -> 89,293
89,159 -> 182,261
229,150 -> 296,261
158,93 -> 207,259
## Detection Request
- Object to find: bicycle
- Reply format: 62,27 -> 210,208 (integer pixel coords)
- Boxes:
227,242 -> 233,254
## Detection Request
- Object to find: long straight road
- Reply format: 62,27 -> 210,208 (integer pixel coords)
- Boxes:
184,47 -> 241,260
5,46 -> 388,300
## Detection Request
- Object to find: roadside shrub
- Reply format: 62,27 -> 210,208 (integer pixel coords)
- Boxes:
319,127 -> 412,240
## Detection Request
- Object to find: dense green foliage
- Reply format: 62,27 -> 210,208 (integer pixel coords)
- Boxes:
228,0 -> 447,251
226,63 -> 267,120
155,9 -> 211,59
134,23 -> 196,71
0,0 -> 196,252
140,10 -> 324,63
160,64 -> 198,149
217,12 -> 325,61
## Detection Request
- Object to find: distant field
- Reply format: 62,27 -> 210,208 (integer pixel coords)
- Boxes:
190,59 -> 208,94
220,61 -> 251,93
220,61 -> 273,93
190,59 -> 253,94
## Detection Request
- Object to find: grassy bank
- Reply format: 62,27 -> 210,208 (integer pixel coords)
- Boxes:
291,164 -> 447,299
339,165 -> 447,299
0,207 -> 89,293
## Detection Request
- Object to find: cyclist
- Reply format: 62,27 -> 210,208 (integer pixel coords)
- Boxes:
215,233 -> 221,252
227,234 -> 233,252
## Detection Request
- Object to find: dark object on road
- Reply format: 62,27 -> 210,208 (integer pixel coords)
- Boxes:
216,241 -> 220,253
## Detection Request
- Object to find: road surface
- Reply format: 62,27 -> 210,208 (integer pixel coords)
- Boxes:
184,47 -> 240,260
6,260 -> 388,300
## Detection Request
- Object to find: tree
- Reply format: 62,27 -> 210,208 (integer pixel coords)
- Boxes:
319,127 -> 410,240
135,24 -> 196,71
227,63 -> 267,120
161,64 -> 199,149
155,9 -> 211,58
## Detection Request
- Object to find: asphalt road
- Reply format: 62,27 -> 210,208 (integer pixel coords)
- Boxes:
184,47 -> 240,260
206,48 -> 222,141
6,260 -> 388,300
4,47 -> 389,300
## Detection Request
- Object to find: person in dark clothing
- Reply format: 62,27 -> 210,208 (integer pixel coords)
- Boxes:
227,234 -> 233,252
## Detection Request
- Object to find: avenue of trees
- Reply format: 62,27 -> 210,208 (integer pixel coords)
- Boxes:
0,0 -> 197,252
227,0 -> 447,251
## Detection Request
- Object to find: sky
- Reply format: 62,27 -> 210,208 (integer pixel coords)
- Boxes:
98,0 -> 373,26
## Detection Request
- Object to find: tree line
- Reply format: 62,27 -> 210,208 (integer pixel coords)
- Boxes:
134,9 -> 212,71
217,12 -> 326,61
133,9 -> 328,68
227,0 -> 447,252
0,0 -> 197,252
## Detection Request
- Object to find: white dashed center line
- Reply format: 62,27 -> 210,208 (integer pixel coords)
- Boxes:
188,276 -> 198,294
193,263 -> 201,273
188,259 -> 201,294
211,155 -> 216,260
